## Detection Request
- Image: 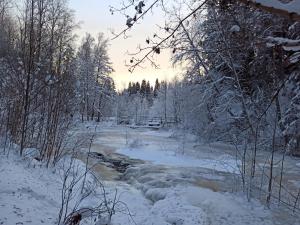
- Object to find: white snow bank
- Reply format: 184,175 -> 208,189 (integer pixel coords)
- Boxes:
112,184 -> 274,225
145,188 -> 168,202
0,150 -> 127,225
183,186 -> 273,225
0,153 -> 60,225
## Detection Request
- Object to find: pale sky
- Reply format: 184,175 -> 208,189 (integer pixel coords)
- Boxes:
69,0 -> 181,90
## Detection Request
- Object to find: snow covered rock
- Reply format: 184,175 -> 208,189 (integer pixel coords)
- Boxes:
145,188 -> 167,202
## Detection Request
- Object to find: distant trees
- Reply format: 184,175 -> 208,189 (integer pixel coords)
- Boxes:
117,79 -> 160,124
125,79 -> 157,98
154,78 -> 160,97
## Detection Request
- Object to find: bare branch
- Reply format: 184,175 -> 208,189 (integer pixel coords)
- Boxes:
127,0 -> 209,72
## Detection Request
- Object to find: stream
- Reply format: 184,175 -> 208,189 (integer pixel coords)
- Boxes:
73,123 -> 300,225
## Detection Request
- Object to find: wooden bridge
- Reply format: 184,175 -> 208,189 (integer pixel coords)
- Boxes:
117,116 -> 177,128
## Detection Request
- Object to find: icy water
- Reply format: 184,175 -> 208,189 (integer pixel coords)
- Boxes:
80,125 -> 240,189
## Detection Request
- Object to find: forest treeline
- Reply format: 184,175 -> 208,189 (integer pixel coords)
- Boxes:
126,79 -> 160,97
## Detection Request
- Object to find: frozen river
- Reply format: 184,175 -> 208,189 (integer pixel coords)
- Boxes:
73,123 -> 300,225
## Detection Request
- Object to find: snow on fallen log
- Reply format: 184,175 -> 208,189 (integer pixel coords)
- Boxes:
254,0 -> 300,15
238,0 -> 300,20
283,45 -> 300,52
266,36 -> 300,52
289,52 -> 300,63
265,36 -> 300,64
266,37 -> 300,46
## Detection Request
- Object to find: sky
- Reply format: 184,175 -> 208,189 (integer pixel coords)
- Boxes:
69,0 -> 181,90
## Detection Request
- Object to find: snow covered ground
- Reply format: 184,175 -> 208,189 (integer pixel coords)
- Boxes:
0,152 -> 60,225
1,122 -> 300,225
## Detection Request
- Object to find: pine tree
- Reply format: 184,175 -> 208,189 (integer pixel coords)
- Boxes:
146,81 -> 151,96
128,82 -> 132,95
140,79 -> 147,96
154,78 -> 160,97
136,82 -> 141,93
132,82 -> 137,94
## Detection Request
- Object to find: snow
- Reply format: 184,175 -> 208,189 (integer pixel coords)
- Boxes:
266,37 -> 300,45
266,37 -> 300,53
284,45 -> 300,52
118,147 -> 240,173
253,0 -> 300,15
183,186 -> 273,225
290,180 -> 300,188
144,188 -> 168,202
142,129 -> 172,137
141,188 -> 206,225
230,25 -> 241,33
289,52 -> 300,63
0,153 -> 60,225
110,176 -> 276,225
110,182 -> 274,225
